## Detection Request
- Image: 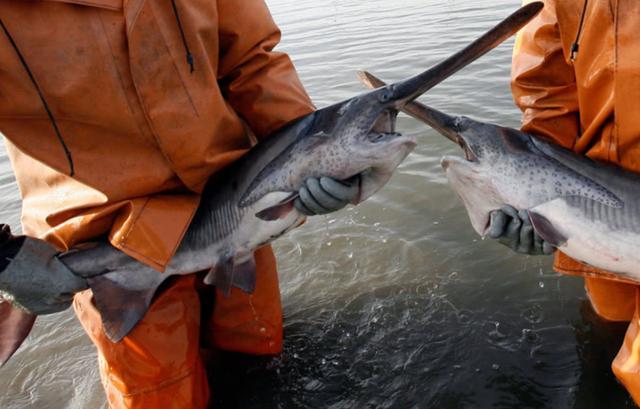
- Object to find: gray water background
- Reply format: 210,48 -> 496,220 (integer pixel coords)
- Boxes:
0,0 -> 636,407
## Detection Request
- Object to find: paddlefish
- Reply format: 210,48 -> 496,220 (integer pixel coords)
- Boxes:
359,68 -> 640,285
0,2 -> 543,365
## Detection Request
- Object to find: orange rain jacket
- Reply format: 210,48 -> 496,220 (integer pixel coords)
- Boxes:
0,0 -> 314,407
512,0 -> 640,403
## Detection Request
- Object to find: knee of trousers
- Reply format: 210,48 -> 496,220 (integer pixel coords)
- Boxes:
613,290 -> 640,406
205,245 -> 284,355
73,275 -> 209,406
584,277 -> 637,322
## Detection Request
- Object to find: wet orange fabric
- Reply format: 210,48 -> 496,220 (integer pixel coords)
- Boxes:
73,245 -> 282,408
0,0 -> 313,266
74,276 -> 209,408
613,291 -> 640,404
511,0 -> 640,402
0,0 -> 314,407
206,246 -> 283,355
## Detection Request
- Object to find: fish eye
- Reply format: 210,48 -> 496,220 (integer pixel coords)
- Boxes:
378,87 -> 393,103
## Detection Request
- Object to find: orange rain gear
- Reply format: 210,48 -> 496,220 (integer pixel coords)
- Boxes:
512,0 -> 640,403
0,0 -> 314,407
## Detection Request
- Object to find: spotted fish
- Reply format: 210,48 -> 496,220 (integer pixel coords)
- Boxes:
0,2 -> 543,365
360,69 -> 640,284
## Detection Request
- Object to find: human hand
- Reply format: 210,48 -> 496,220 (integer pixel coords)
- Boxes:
294,175 -> 360,216
0,224 -> 25,271
488,205 -> 554,255
0,227 -> 88,315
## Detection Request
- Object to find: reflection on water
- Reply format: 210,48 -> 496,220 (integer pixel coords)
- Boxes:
0,1 -> 636,408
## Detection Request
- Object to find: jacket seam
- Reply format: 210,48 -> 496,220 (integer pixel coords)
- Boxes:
149,2 -> 199,117
118,196 -> 198,269
125,0 -> 145,34
45,0 -> 122,11
115,197 -> 168,267
97,12 -> 137,119
611,0 -> 619,163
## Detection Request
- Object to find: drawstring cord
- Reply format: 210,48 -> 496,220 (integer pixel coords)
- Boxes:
0,2 -> 194,176
170,0 -> 195,73
570,0 -> 589,61
0,18 -> 75,176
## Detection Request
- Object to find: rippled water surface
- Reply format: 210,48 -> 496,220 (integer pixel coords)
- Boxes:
0,1 -> 636,408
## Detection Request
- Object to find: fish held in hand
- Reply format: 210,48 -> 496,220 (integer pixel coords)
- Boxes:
360,69 -> 640,285
0,1 -> 542,361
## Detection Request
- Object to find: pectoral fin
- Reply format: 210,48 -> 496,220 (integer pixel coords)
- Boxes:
230,257 -> 257,294
205,255 -> 257,296
255,193 -> 298,221
0,297 -> 36,367
527,211 -> 568,247
207,256 -> 234,296
88,268 -> 165,343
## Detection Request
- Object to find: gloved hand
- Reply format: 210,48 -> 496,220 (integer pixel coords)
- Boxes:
487,205 -> 555,255
294,175 -> 360,216
0,224 -> 88,315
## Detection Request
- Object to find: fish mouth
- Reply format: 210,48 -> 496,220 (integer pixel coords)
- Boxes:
366,130 -> 413,144
458,138 -> 478,162
440,155 -> 493,237
359,71 -> 480,164
353,133 -> 417,205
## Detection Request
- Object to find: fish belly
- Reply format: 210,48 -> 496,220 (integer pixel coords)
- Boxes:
532,198 -> 640,282
169,191 -> 305,275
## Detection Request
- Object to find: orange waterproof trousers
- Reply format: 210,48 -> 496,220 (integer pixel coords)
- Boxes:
73,246 -> 283,409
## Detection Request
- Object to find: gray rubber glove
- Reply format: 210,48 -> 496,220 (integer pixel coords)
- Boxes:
0,225 -> 88,315
294,175 -> 360,215
488,205 -> 555,255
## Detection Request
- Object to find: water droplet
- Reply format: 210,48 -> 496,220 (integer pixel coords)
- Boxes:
321,358 -> 327,365
382,238 -> 388,243
327,241 -> 332,247
433,221 -> 439,225
538,281 -> 545,288
373,222 -> 381,227
492,363 -> 500,370
293,353 -> 299,359
347,252 -> 353,259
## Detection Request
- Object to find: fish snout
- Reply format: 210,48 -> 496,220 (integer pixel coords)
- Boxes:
441,155 -> 461,170
399,135 -> 418,152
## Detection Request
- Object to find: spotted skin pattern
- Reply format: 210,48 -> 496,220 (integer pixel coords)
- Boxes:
430,109 -> 640,282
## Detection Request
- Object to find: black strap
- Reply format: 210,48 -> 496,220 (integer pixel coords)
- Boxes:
170,0 -> 195,73
0,18 -> 75,176
570,0 -> 589,61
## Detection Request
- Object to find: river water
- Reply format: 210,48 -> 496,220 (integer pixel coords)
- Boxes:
0,0 -> 636,408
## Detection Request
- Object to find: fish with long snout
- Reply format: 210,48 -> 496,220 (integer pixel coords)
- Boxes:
0,2 -> 543,366
359,68 -> 640,285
